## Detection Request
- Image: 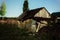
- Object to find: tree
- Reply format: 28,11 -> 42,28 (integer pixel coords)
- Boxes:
23,0 -> 29,13
0,1 -> 6,16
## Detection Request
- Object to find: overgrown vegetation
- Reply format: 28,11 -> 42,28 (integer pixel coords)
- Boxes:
0,21 -> 60,40
37,22 -> 60,40
0,23 -> 39,40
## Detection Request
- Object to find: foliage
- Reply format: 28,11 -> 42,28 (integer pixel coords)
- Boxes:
23,0 -> 29,12
0,1 -> 6,16
0,21 -> 60,40
0,23 -> 38,40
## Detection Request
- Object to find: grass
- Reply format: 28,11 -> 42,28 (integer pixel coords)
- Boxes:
0,23 -> 38,40
0,23 -> 60,40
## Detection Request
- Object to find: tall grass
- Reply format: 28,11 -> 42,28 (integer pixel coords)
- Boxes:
0,23 -> 39,40
0,22 -> 60,40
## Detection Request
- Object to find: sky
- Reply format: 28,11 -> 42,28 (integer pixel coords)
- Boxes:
0,0 -> 60,17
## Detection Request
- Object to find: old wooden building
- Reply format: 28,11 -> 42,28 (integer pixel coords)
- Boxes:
18,7 -> 51,32
51,12 -> 60,23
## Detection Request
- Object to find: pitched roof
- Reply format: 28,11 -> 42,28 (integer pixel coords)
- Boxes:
52,12 -> 60,17
18,7 -> 50,21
